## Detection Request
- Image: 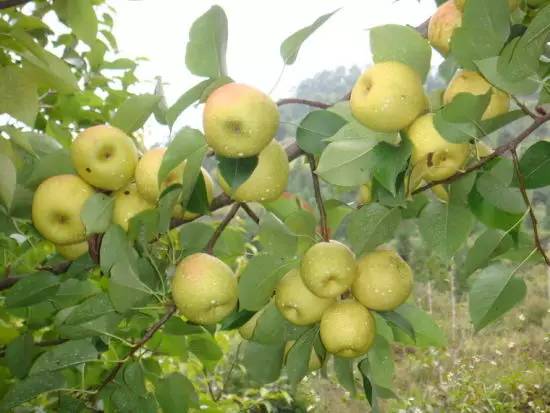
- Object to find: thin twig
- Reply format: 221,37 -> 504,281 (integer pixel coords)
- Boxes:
307,154 -> 329,241
215,342 -> 242,401
92,304 -> 177,399
204,367 -> 218,401
277,98 -> 331,109
511,149 -> 550,266
240,203 -> 260,225
0,0 -> 32,9
511,95 -> 537,120
413,111 -> 550,194
205,203 -> 241,255
0,276 -> 19,291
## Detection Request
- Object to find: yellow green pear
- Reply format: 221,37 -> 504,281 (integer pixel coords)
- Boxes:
428,0 -> 462,56
443,70 -> 510,120
56,241 -> 88,260
300,241 -> 358,298
407,113 -> 470,182
71,125 -> 138,191
284,341 -> 322,371
218,140 -> 289,202
431,184 -> 449,203
356,182 -> 373,206
112,183 -> 154,231
275,269 -> 334,326
455,0 -> 519,11
203,83 -> 279,158
171,253 -> 238,325
320,300 -> 376,358
32,175 -> 94,244
352,250 -> 413,311
350,62 -> 427,132
238,309 -> 263,340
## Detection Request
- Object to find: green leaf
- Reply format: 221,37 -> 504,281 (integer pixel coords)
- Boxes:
418,199 -> 473,260
153,77 -> 168,126
366,336 -> 394,389
476,57 -> 539,96
111,94 -> 162,134
296,110 -> 347,156
370,24 -> 432,80
286,326 -> 319,389
0,65 -> 38,126
346,204 -> 402,255
25,149 -> 75,188
156,373 -> 198,413
5,272 -> 60,308
450,0 -> 510,70
280,9 -> 339,65
238,253 -> 298,311
219,309 -> 256,331
372,312 -> 394,342
0,153 -> 16,210
81,193 -> 114,235
62,293 -> 116,325
159,127 -> 207,214
6,333 -> 35,379
516,141 -> 550,188
158,184 -> 181,234
333,357 -> 356,396
100,225 -> 130,274
434,91 -> 492,143
394,304 -> 447,348
185,6 -> 228,78
0,371 -> 66,411
460,229 -> 512,280
378,311 -> 415,341
468,184 -> 525,231
65,0 -> 98,46
188,333 -> 223,367
252,302 -> 290,345
316,138 -> 379,186
166,79 -> 215,128
476,167 -> 525,215
497,5 -> 550,81
11,30 -> 79,93
242,341 -> 285,385
371,140 -> 412,196
109,259 -> 153,313
258,213 -> 298,258
218,155 -> 258,191
53,279 -> 101,309
469,263 -> 527,331
30,339 -> 98,375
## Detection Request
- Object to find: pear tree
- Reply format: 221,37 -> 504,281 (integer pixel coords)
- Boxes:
1,0 -> 550,411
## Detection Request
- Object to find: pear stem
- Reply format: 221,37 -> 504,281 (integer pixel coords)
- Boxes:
205,203 -> 241,255
511,148 -> 550,267
307,153 -> 330,242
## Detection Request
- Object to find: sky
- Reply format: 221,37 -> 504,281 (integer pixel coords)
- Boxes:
111,0 -> 439,146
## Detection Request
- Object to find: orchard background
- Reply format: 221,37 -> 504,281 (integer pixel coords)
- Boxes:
0,0 -> 550,412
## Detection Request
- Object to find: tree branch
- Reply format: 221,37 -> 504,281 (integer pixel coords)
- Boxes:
205,203 -> 241,255
277,98 -> 331,109
0,0 -> 32,9
511,149 -> 550,267
92,304 -> 177,399
413,111 -> 550,194
511,95 -> 537,120
307,154 -> 329,241
240,203 -> 260,225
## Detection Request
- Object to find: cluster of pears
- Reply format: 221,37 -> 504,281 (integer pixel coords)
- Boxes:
240,242 -> 413,361
31,124 -> 214,260
349,6 -> 511,196
169,83 -> 292,323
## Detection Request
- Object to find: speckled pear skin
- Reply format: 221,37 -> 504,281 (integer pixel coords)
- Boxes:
350,61 -> 428,132
320,300 -> 376,358
112,183 -> 154,231
217,140 -> 289,203
428,0 -> 462,56
275,269 -> 334,326
443,70 -> 510,120
203,83 -> 280,158
32,174 -> 94,245
407,113 -> 470,182
171,253 -> 238,325
300,241 -> 358,298
71,125 -> 138,191
352,250 -> 413,311
56,241 -> 88,260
